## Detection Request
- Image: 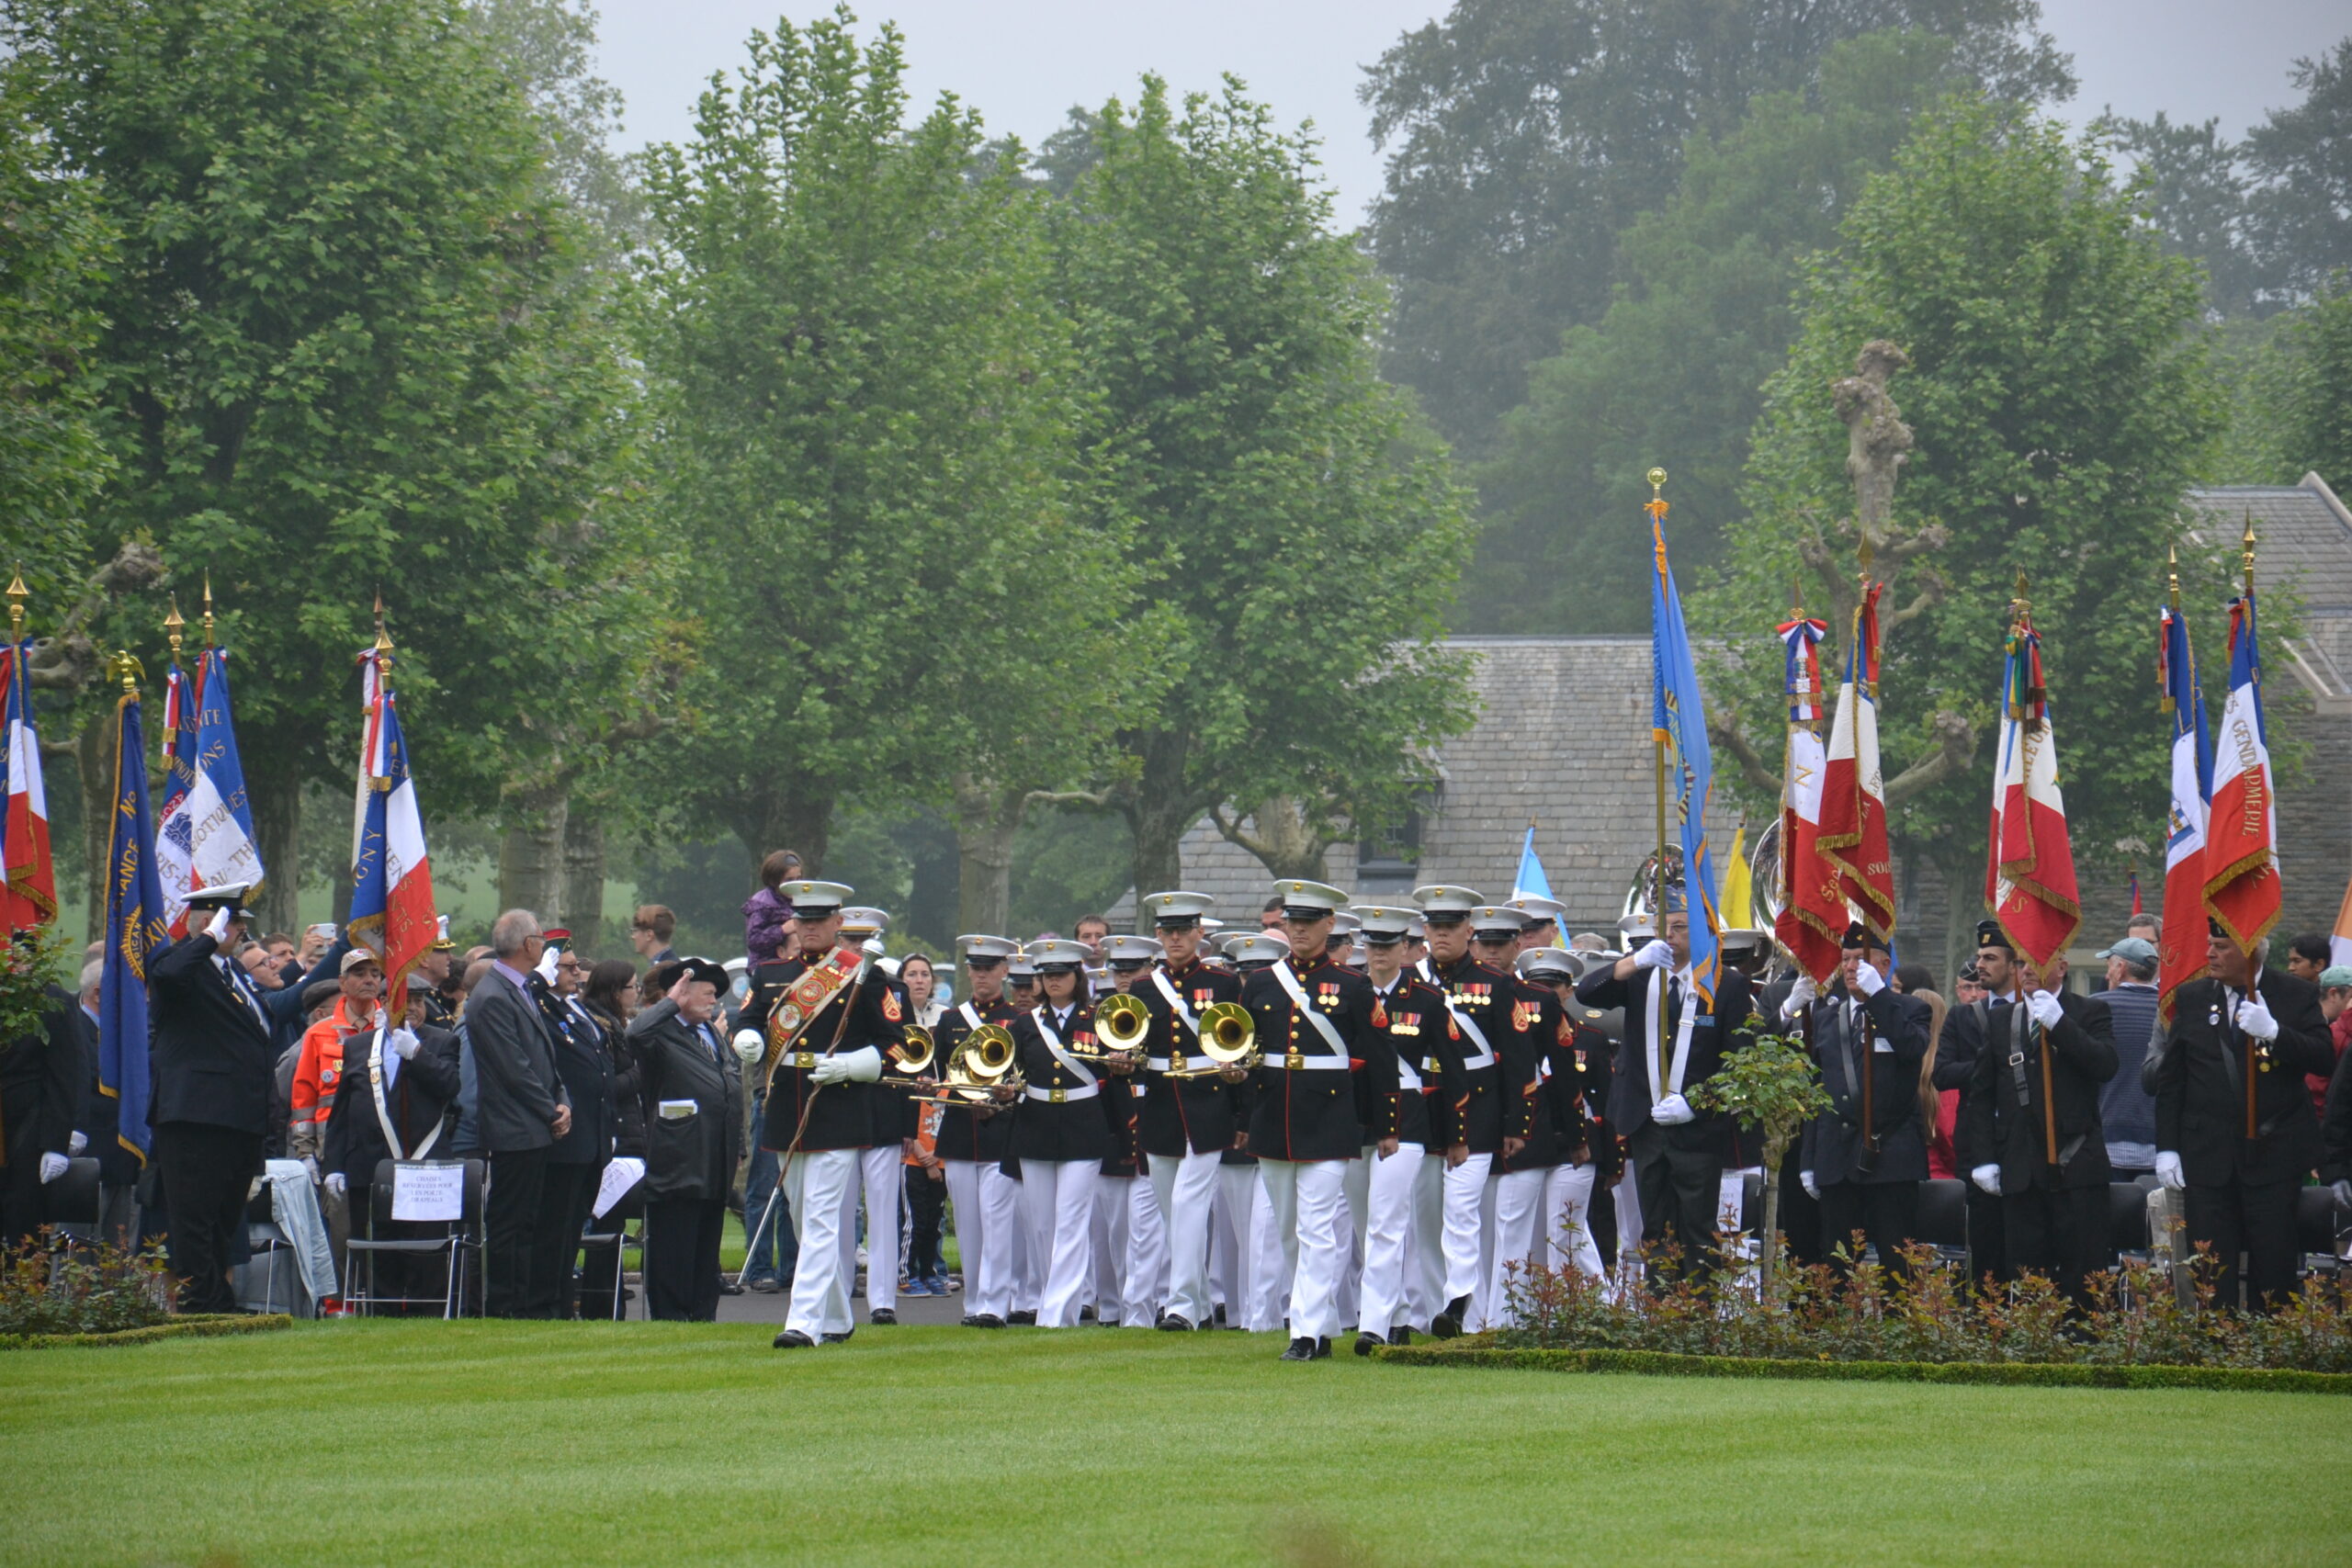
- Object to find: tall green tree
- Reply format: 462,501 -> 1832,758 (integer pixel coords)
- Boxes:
6,0 -> 638,932
1474,29 -> 1972,634
1359,0 -> 2074,457
1705,100 -> 2228,971
2244,38 -> 2352,304
1053,76 -> 1477,896
636,13 -> 1133,882
2235,273 -> 2352,486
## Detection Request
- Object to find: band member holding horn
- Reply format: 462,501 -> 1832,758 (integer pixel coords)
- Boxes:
757,880 -> 902,1349
1515,945 -> 1611,1284
936,934 -> 1023,1327
1243,880 -> 1386,1362
1350,903 -> 1449,1353
1414,885 -> 1517,1336
839,905 -> 905,1326
1010,939 -> 1134,1328
1097,934 -> 1170,1326
1786,923 -> 1932,1281
1134,891 -> 1249,1333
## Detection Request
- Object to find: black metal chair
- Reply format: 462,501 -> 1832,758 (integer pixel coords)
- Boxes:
238,1181 -> 306,1315
2110,1179 -> 2155,1261
343,1158 -> 484,1317
2297,1184 -> 2347,1279
577,1198 -> 644,1323
39,1156 -> 101,1240
1916,1179 -> 1970,1266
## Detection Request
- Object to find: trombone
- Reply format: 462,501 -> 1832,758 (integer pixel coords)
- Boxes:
880,1026 -> 936,1089
1165,1002 -> 1260,1078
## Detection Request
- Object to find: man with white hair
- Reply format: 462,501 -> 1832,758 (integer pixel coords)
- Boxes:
468,908 -> 571,1317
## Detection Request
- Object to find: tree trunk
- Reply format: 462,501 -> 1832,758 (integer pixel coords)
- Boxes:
1124,731 -> 1205,904
499,781 -> 567,922
74,717 -> 116,946
950,773 -> 1025,937
1215,795 -> 1335,881
1758,1139 -> 1785,1307
734,788 -> 832,882
560,807 -> 605,941
246,757 -> 303,936
1939,849 -> 1974,995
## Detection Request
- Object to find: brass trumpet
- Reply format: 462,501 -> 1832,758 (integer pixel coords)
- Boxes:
880,1026 -> 936,1089
935,1024 -> 1023,1105
1165,1002 -> 1260,1078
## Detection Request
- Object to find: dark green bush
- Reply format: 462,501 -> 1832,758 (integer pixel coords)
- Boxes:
0,1234 -> 175,1337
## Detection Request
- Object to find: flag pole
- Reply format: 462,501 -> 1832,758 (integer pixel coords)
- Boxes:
200,574 -> 215,651
6,565 -> 24,646
1648,467 -> 1669,919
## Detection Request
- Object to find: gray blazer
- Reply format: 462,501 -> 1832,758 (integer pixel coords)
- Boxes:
464,966 -> 569,1155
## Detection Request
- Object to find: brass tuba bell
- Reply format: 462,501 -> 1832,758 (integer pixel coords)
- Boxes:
1094,992 -> 1150,1051
938,1023 -> 1023,1104
880,1025 -> 935,1088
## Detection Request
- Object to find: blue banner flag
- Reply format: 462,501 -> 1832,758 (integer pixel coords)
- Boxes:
98,682 -> 168,1163
1649,511 -> 1721,1004
1511,826 -> 1554,903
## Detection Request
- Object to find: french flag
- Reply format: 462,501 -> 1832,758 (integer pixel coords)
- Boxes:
0,638 -> 54,931
347,682 -> 435,1014
1817,583 -> 1894,944
1984,616 -> 2079,970
2155,604 -> 2211,1021
2203,591 -> 2280,953
1774,613 -> 1841,982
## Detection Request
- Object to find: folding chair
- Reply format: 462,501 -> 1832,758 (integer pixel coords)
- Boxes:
2297,1183 -> 2347,1284
343,1158 -> 485,1317
578,1202 -> 645,1322
40,1156 -> 101,1243
1915,1179 -> 1970,1268
238,1183 -> 305,1317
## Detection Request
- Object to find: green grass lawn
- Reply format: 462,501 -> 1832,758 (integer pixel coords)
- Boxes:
6,1321 -> 2349,1567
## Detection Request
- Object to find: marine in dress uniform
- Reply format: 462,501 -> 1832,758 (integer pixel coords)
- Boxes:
1134,893 -> 1248,1332
1242,880 -> 1386,1361
759,881 -> 902,1349
1960,922 -> 2118,1307
1785,925 -> 1933,1280
1475,906 -> 1570,1329
1415,885 -> 1521,1336
1010,940 -> 1130,1328
1574,890 -> 1758,1281
1348,904 -> 1449,1352
146,884 -> 277,1314
840,906 -> 906,1325
937,934 -> 1023,1327
2154,922 -> 2335,1309
1095,931 -> 1170,1327
1517,947 -> 1611,1284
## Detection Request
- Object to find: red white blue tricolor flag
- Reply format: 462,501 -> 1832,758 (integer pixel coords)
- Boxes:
2155,603 -> 2212,1021
1817,583 -> 1894,945
154,658 -> 202,936
0,637 -> 54,931
1984,606 -> 2080,969
1774,613 -> 1840,983
347,674 -> 435,1014
2203,590 -> 2280,953
183,647 -> 266,903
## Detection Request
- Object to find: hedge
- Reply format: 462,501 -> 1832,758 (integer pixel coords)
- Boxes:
0,1313 -> 295,1351
1372,1343 -> 2352,1395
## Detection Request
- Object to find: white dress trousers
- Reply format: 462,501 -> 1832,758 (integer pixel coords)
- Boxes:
845,1143 -> 903,1312
1122,1172 -> 1168,1326
1353,1141 -> 1427,1337
782,1147 -> 859,1339
1091,1174 -> 1131,1320
1406,1150 -> 1446,1329
1440,1150 -> 1496,1308
942,1157 -> 1021,1321
1019,1159 -> 1100,1327
1257,1157 -> 1351,1342
1487,1163 -> 1607,1325
1148,1148 -> 1223,1327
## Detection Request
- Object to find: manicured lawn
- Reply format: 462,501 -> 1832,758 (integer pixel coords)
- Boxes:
6,1321 -> 2348,1566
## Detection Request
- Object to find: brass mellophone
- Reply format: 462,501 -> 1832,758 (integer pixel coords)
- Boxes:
1164,1002 -> 1260,1077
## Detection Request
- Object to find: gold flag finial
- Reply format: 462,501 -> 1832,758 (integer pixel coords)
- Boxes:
1645,466 -> 1668,498
2011,570 -> 2030,626
200,573 -> 216,649
1791,570 -> 1804,621
164,594 -> 186,658
2241,511 -> 2257,597
106,649 -> 144,694
4,564 -> 25,644
372,589 -> 392,658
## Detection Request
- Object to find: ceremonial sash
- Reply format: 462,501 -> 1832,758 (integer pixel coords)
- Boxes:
1030,1008 -> 1100,1100
1439,981 -> 1497,1072
369,1029 -> 441,1162
1272,960 -> 1351,1066
767,945 -> 865,1053
1643,967 -> 1699,1107
1148,970 -> 1208,1072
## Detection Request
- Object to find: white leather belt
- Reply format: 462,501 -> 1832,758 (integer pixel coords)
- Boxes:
1024,1084 -> 1100,1103
1266,1052 -> 1350,1071
1147,1055 -> 1211,1073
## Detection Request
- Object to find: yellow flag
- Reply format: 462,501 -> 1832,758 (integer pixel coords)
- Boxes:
1721,822 -> 1753,931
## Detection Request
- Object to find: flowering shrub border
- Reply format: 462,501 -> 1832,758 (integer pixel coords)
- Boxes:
1372,1342 -> 2352,1394
2,1313 -> 294,1351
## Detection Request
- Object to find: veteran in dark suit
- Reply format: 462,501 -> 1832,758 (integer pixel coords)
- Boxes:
1790,926 -> 1933,1280
465,909 -> 571,1317
627,957 -> 746,1322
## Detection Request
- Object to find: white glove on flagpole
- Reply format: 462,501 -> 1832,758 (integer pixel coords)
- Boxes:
68,1131 -> 86,1155
2233,997 -> 2278,1042
2026,990 -> 2064,1030
1799,1169 -> 1819,1200
38,1152 -> 68,1184
1651,1092 -> 1695,1125
2154,1151 -> 2186,1191
732,1029 -> 765,1066
1853,961 -> 1885,998
1634,940 -> 1674,972
1970,1163 -> 2002,1196
389,1028 -> 420,1060
324,1172 -> 346,1198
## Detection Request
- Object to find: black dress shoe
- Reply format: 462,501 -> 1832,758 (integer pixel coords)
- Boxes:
1213,1303 -> 1227,1325
1079,1304 -> 1096,1322
718,1280 -> 746,1296
773,1329 -> 815,1349
1157,1312 -> 1194,1332
1353,1331 -> 1384,1357
969,1313 -> 1005,1328
820,1330 -> 854,1344
1387,1325 -> 1413,1348
869,1308 -> 897,1325
1280,1336 -> 1329,1361
1430,1294 -> 1470,1339
1006,1309 -> 1036,1325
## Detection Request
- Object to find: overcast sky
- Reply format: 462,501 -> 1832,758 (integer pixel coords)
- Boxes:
593,1 -> 2347,223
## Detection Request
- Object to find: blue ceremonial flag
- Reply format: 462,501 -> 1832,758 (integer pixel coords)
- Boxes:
1511,825 -> 1554,903
99,678 -> 168,1164
1649,506 -> 1721,1004
187,647 -> 265,899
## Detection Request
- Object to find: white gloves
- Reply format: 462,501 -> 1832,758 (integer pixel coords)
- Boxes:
1971,1163 -> 2002,1196
811,1045 -> 884,1086
1782,975 -> 1817,1020
535,943 -> 560,983
323,1172 -> 346,1198
1853,961 -> 1885,997
2154,1151 -> 2186,1191
1634,940 -> 1674,971
38,1152 -> 68,1184
2025,990 -> 2064,1030
68,1130 -> 86,1155
1799,1169 -> 1819,1200
301,1156 -> 322,1185
861,937 -> 888,960
732,1029 -> 765,1066
204,904 -> 232,942
1652,1092 -> 1696,1125
389,1028 -> 420,1060
2234,997 -> 2278,1042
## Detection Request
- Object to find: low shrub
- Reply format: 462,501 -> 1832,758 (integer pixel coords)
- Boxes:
1497,1236 -> 2352,1374
0,1233 -> 176,1337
